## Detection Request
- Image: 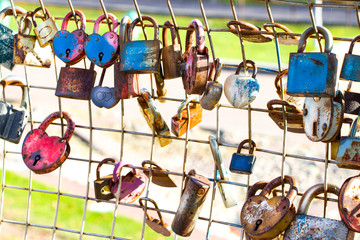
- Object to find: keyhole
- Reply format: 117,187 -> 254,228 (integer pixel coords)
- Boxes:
312,121 -> 318,136
254,219 -> 262,231
99,52 -> 104,62
66,49 -> 71,58
33,155 -> 41,166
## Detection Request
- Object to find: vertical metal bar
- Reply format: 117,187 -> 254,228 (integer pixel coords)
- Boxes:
37,0 -> 48,18
166,0 -> 182,51
355,3 -> 360,30
323,143 -> 329,218
307,0 -> 323,52
132,0 -> 148,40
98,0 -> 113,32
198,0 -> 216,64
66,0 -> 80,29
0,83 -> 7,236
9,0 -> 20,28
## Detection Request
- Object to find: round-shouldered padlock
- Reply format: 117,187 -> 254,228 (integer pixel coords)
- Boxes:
226,20 -> 273,43
263,22 -> 299,45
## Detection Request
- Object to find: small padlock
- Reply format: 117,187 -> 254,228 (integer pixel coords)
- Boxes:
274,69 -> 304,108
227,20 -> 273,43
94,158 -> 116,201
119,16 -> 161,74
52,10 -> 87,65
162,20 -> 182,79
171,169 -> 211,237
91,68 -> 119,108
340,35 -> 360,82
22,111 -> 75,174
229,139 -> 256,175
263,22 -> 299,45
171,95 -> 202,137
139,197 -> 172,236
287,26 -> 337,97
284,183 -> 354,240
154,61 -> 167,100
181,19 -> 209,95
32,7 -> 59,47
141,160 -> 177,187
241,175 -> 298,239
0,75 -> 29,143
224,60 -> 259,108
344,81 -> 360,115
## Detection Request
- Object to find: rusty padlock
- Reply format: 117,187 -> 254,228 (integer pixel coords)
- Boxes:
181,19 -> 209,95
139,197 -> 172,236
94,158 -> 116,201
91,68 -> 119,108
162,20 -> 182,79
141,160 -> 177,187
32,7 -> 59,47
171,95 -> 202,137
241,175 -> 297,239
226,20 -> 273,43
274,69 -> 304,108
263,22 -> 299,45
340,35 -> 360,82
171,169 -> 211,237
229,139 -> 257,175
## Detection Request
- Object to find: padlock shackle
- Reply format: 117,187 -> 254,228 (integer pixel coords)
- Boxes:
96,158 -> 116,181
207,58 -> 222,83
93,13 -> 118,34
263,22 -> 298,40
297,25 -> 333,53
226,20 -> 260,32
18,11 -> 33,35
139,89 -> 165,130
112,160 -> 134,183
31,7 -> 51,27
0,75 -> 29,110
139,197 -> 166,225
260,175 -> 298,204
247,181 -> 269,198
237,139 -> 256,155
38,111 -> 75,143
297,183 -> 339,215
235,60 -> 257,78
348,34 -> 360,54
0,6 -> 27,23
349,116 -> 360,137
61,10 -> 86,31
177,95 -> 199,120
127,15 -> 159,42
274,69 -> 288,95
184,19 -> 206,54
162,20 -> 178,47
141,160 -> 163,171
266,99 -> 302,113
119,16 -> 131,43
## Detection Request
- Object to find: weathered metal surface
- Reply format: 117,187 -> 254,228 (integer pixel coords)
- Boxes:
322,91 -> 344,143
171,170 -> 211,237
162,20 -> 182,79
345,91 -> 360,115
227,20 -> 273,43
263,22 -> 299,45
22,111 -> 75,174
274,69 -> 304,108
340,35 -> 360,82
94,158 -> 116,201
141,160 -> 177,187
154,63 -> 167,98
91,86 -> 119,108
113,62 -> 139,99
230,139 -> 256,175
32,7 -> 59,47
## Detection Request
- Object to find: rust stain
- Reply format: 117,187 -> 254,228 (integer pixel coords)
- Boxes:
309,58 -> 324,66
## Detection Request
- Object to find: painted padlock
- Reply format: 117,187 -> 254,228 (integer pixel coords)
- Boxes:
137,89 -> 172,147
263,22 -> 299,45
241,175 -> 298,239
181,19 -> 209,95
229,139 -> 256,175
224,60 -> 259,108
284,183 -> 354,240
0,75 -> 29,143
94,158 -> 116,201
85,13 -> 119,68
226,20 -> 273,43
344,81 -> 360,115
22,111 -> 75,174
340,35 -> 360,82
274,69 -> 304,108
139,197 -> 172,237
119,15 -> 161,74
162,20 -> 182,79
110,160 -> 148,203
209,135 -> 238,208
52,10 -> 87,65
32,7 -> 59,47
287,25 -> 337,97
91,68 -> 119,108
171,169 -> 211,237
171,95 -> 202,137
141,160 -> 177,187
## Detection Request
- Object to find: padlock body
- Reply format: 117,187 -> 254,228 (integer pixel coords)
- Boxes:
162,44 -> 182,79
146,218 -> 171,237
114,62 -> 139,99
52,30 -> 86,65
336,136 -> 360,170
287,52 -> 337,97
171,103 -> 202,137
91,86 -> 119,109
110,171 -> 147,203
224,75 -> 259,108
229,153 -> 256,175
268,109 -> 304,133
0,102 -> 27,143
344,91 -> 360,115
34,17 -> 59,47
340,54 -> 360,82
200,82 -> 222,111
0,24 -> 15,70
94,174 -> 115,200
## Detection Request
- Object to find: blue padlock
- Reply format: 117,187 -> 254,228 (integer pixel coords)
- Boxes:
287,26 -> 337,97
340,35 -> 360,81
229,139 -> 256,175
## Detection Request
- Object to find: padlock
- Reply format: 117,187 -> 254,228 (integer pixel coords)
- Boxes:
32,7 -> 59,47
181,19 -> 209,95
274,69 -> 304,108
141,160 -> 177,187
55,63 -> 97,100
13,11 -> 52,68
114,16 -> 139,99
330,117 -> 353,160
162,20 -> 182,79
226,20 -> 273,43
200,58 -> 223,111
0,75 -> 29,143
85,13 -> 119,68
287,26 -> 337,97
340,35 -> 360,82
22,111 -> 75,174
91,68 -> 119,108
94,158 -> 116,201
52,10 -> 87,65
224,60 -> 260,108
241,175 -> 298,239
110,160 -> 148,203
171,95 -> 202,137
209,135 -> 238,208
139,197 -> 172,236
267,100 -> 304,134
119,15 -> 161,74
171,169 -> 211,237
344,81 -> 360,115
263,22 -> 299,45
137,89 -> 171,147
284,183 -> 355,240
229,139 -> 256,175
154,61 -> 167,99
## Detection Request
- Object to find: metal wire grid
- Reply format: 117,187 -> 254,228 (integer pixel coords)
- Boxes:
0,0 -> 359,239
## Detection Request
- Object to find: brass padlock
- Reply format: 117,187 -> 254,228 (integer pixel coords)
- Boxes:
227,20 -> 273,43
263,22 -> 299,45
162,20 -> 182,79
94,158 -> 116,201
141,160 -> 177,187
32,7 -> 59,47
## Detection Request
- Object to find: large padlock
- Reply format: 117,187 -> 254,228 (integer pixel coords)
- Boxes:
0,75 -> 29,143
229,139 -> 256,175
263,22 -> 299,45
22,111 -> 75,174
91,68 -> 119,108
141,160 -> 177,187
32,7 -> 59,47
274,69 -> 304,108
171,169 -> 211,237
340,35 -> 360,82
241,175 -> 298,239
209,135 -> 238,208
94,158 -> 116,201
119,16 -> 161,74
181,19 -> 209,95
287,26 -> 337,97
284,183 -> 355,240
85,13 -> 119,68
137,89 -> 171,147
13,11 -> 52,68
224,60 -> 259,108
226,20 -> 273,43
139,197 -> 172,236
162,20 -> 182,79
52,10 -> 87,65
171,95 -> 202,137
